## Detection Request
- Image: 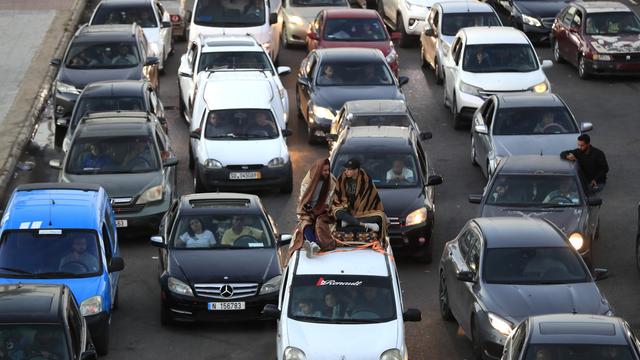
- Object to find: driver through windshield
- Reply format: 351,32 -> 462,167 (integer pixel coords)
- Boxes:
487,175 -> 583,206
333,153 -> 419,187
65,42 -> 140,69
204,109 -> 279,140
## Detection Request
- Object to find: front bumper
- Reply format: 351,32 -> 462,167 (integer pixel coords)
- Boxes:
112,196 -> 171,231
522,24 -> 552,43
285,20 -> 309,45
197,162 -> 292,191
456,91 -> 484,120
584,57 -> 640,75
85,311 -> 110,335
476,315 -> 508,360
403,8 -> 429,35
387,217 -> 433,254
53,91 -> 79,124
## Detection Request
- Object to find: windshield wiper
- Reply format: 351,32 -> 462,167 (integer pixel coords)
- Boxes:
0,267 -> 35,275
35,271 -> 83,277
333,318 -> 381,324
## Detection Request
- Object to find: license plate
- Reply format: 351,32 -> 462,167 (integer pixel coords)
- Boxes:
229,172 -> 260,180
208,302 -> 245,311
115,219 -> 128,228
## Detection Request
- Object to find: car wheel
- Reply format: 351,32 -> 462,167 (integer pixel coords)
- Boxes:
168,38 -> 175,57
92,316 -> 110,356
159,51 -> 166,75
296,90 -> 304,121
553,39 -> 564,63
439,271 -> 454,321
160,302 -> 176,326
471,136 -> 478,166
280,166 -> 294,194
54,123 -> 66,148
434,57 -> 443,85
397,14 -> 414,48
578,55 -> 589,80
452,93 -> 465,130
471,317 -> 484,360
282,24 -> 291,49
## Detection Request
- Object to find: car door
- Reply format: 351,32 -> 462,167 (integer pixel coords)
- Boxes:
446,226 -> 472,323
422,8 -> 438,67
156,1 -> 172,58
179,42 -> 198,119
458,226 -> 482,334
416,140 -> 434,206
566,8 -> 583,65
298,53 -> 317,121
477,98 -> 496,172
148,85 -> 165,122
444,36 -> 463,103
155,125 -> 177,194
101,215 -> 119,305
557,6 -> 576,60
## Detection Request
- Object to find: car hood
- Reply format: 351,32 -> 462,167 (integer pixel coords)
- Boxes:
313,86 -> 403,112
492,134 -> 578,157
64,172 -> 162,198
514,1 -> 568,19
203,138 -> 285,165
58,66 -> 142,90
144,28 -> 161,47
0,277 -> 104,305
193,25 -> 270,45
462,71 -> 547,92
587,34 -> 640,54
483,282 -> 608,321
170,248 -> 279,284
285,319 -> 399,357
318,41 -> 392,56
481,205 -> 584,235
377,187 -> 425,218
288,7 -> 342,20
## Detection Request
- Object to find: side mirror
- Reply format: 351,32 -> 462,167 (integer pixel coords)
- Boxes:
262,303 -> 281,319
297,77 -> 310,87
163,157 -> 179,167
419,131 -> 432,141
390,32 -> 402,41
269,12 -> 278,25
145,56 -> 160,66
150,235 -> 167,248
427,175 -> 443,186
107,257 -> 125,273
325,134 -> 338,142
456,270 -> 475,282
474,124 -> 488,134
162,21 -> 172,28
588,197 -> 603,206
49,159 -> 62,170
278,234 -> 292,247
50,58 -> 62,66
398,76 -> 409,87
468,194 -> 482,204
190,130 -> 201,139
593,268 -> 609,281
80,350 -> 98,360
580,122 -> 593,132
282,129 -> 293,137
306,31 -> 319,40
423,27 -> 435,37
277,66 -> 291,76
402,308 -> 422,322
541,59 -> 553,69
569,26 -> 578,33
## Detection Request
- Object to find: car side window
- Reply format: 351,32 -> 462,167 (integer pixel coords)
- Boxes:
101,224 -> 113,262
279,267 -> 289,308
415,141 -> 428,177
483,100 -> 495,127
433,9 -> 439,30
105,208 -> 117,249
166,201 -> 179,236
139,34 -> 149,58
306,55 -> 317,81
67,302 -> 82,356
465,230 -> 481,273
155,3 -> 164,23
187,43 -> 197,70
452,38 -> 463,65
511,321 -> 527,356
571,9 -> 582,29
155,128 -> 168,152
562,6 -> 576,26
458,228 -> 472,259
312,12 -> 322,32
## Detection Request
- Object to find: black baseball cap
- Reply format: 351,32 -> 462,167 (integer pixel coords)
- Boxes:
344,158 -> 360,170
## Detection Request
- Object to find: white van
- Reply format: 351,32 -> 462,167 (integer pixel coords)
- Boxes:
188,0 -> 282,62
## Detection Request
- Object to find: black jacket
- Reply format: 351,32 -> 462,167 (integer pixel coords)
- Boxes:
561,146 -> 609,184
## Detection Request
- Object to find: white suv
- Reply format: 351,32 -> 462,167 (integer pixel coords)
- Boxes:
263,246 -> 422,360
442,26 -> 552,129
378,0 -> 435,47
189,71 -> 293,193
178,35 -> 290,125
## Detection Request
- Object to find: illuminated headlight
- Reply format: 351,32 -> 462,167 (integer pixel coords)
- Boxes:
459,81 -> 482,96
288,15 -> 304,26
312,105 -> 335,120
204,159 -> 223,169
568,232 -> 584,251
529,81 -> 549,93
593,54 -> 612,61
380,349 -> 403,360
405,207 -> 427,226
386,46 -> 398,63
80,296 -> 103,316
522,14 -> 542,27
137,184 -> 163,204
488,312 -> 513,336
267,157 -> 286,168
168,276 -> 194,296
259,275 -> 282,294
148,42 -> 160,57
56,81 -> 80,95
283,347 -> 306,360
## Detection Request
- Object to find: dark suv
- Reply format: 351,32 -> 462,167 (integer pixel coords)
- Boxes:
51,111 -> 178,232
329,126 -> 443,262
0,284 -> 97,360
50,23 -> 159,146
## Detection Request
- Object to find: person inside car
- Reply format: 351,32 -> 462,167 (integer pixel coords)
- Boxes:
79,144 -> 113,169
111,44 -> 137,65
320,291 -> 343,319
243,0 -> 263,17
294,298 -> 321,317
533,112 -> 567,134
204,112 -> 235,138
220,216 -> 264,245
249,112 -> 277,137
178,218 -> 217,248
59,236 -> 99,273
318,65 -> 340,85
124,139 -> 153,170
543,177 -> 579,204
386,159 -> 414,183
466,47 -> 492,71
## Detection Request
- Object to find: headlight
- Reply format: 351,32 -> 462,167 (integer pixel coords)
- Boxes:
288,15 -> 304,26
522,14 -> 542,27
386,46 -> 398,63
405,207 -> 427,226
380,349 -> 403,360
148,42 -> 160,57
459,81 -> 482,96
593,53 -> 612,61
204,159 -> 223,169
137,184 -> 164,204
168,276 -> 194,296
268,157 -> 286,168
568,232 -> 584,251
56,81 -> 80,95
80,296 -> 103,316
283,347 -> 306,360
488,312 -> 513,336
312,105 -> 335,120
259,275 -> 282,294
529,81 -> 549,93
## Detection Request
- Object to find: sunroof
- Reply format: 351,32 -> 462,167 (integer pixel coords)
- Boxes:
540,322 -> 616,336
188,199 -> 250,208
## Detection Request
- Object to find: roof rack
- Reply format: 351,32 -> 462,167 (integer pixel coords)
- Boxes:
80,111 -> 153,124
16,183 -> 101,192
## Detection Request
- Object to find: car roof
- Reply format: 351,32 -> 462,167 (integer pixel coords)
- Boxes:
344,99 -> 408,115
528,314 -> 629,345
295,249 -> 391,276
99,0 -> 151,5
0,284 -> 68,324
473,217 -> 566,248
575,1 -> 631,13
497,155 -> 578,176
77,112 -> 154,137
495,93 -> 565,108
200,35 -> 263,53
316,48 -> 384,62
76,24 -> 138,41
203,71 -> 274,110
461,26 -> 528,45
438,1 -> 495,13
3,183 -> 107,231
324,8 -> 381,19
178,193 -> 265,215
81,80 -> 147,98
339,126 -> 415,152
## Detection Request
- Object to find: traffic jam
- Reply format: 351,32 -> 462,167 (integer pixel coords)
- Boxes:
0,0 -> 639,358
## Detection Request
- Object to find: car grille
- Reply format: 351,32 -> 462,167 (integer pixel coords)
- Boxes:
226,165 -> 263,171
611,53 -> 640,61
478,90 -> 526,100
541,17 -> 555,28
110,197 -> 144,214
388,217 -> 401,227
193,283 -> 259,299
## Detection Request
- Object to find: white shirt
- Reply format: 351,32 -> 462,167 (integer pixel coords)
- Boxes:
386,168 -> 414,181
180,230 -> 216,248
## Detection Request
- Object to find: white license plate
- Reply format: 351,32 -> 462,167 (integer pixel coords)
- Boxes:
208,302 -> 245,311
229,172 -> 260,180
115,219 -> 128,228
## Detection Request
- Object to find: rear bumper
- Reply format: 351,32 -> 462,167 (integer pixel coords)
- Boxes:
197,163 -> 292,191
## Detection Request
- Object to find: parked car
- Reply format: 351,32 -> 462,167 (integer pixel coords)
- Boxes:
189,71 -> 293,193
280,0 -> 350,48
420,1 -> 502,84
151,193 -> 285,325
50,24 -> 160,147
469,155 -> 603,267
550,1 -> 640,79
90,0 -> 173,72
486,0 -> 567,43
297,48 -> 409,143
470,93 -> 592,178
502,314 -> 640,360
63,80 -> 166,152
262,243 -> 421,359
162,0 -> 188,40
439,217 -> 612,360
376,0 -> 433,47
0,284 -> 98,360
51,112 -> 179,232
306,9 -> 399,74
329,126 -> 443,262
178,35 -> 290,124
0,183 -> 125,355
442,26 -> 553,129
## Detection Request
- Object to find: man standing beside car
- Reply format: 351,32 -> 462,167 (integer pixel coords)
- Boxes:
561,134 -> 609,193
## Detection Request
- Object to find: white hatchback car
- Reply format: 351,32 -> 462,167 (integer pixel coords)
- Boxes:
442,26 -> 553,129
189,71 -> 293,193
262,246 -> 422,360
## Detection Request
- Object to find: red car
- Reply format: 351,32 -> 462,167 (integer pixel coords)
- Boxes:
551,1 -> 640,79
306,9 -> 400,74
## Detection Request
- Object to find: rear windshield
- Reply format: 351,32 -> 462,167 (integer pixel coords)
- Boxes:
194,0 -> 266,27
323,18 -> 387,41
0,324 -> 70,360
171,214 -> 274,249
67,135 -> 159,174
65,41 -> 140,69
349,114 -> 412,128
524,344 -> 635,360
71,97 -> 145,130
92,4 -> 158,28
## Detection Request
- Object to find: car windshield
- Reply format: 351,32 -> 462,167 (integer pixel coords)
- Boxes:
0,324 -> 70,360
171,214 -> 274,249
484,247 -> 590,284
492,107 -> 578,135
586,12 -> 640,35
487,175 -> 583,207
288,275 -> 396,324
441,13 -> 501,36
524,344 -> 635,360
204,109 -> 279,140
462,44 -> 538,73
67,135 -> 160,174
324,18 -> 387,41
70,97 -> 145,130
194,0 -> 266,27
0,230 -> 101,278
291,0 -> 347,6
349,114 -> 412,127
198,51 -> 273,73
65,41 -> 140,69
91,4 -> 158,28
333,153 -> 420,188
316,61 -> 394,86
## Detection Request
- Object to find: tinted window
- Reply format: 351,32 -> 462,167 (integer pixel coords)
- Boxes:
71,97 -> 145,130
487,175 -> 582,206
524,344 -> 634,360
441,12 -> 501,36
291,0 -> 347,6
317,61 -> 393,86
171,214 -> 274,248
483,247 -> 590,284
194,0 -> 266,27
198,51 -> 273,73
585,12 -> 640,35
65,41 -> 140,69
492,106 -> 578,135
323,18 -> 387,41
204,109 -> 278,139
562,7 -> 576,26
67,135 -> 160,174
0,325 -> 70,360
92,4 -> 158,27
463,44 -> 538,73
349,114 -> 412,128
333,152 -> 419,188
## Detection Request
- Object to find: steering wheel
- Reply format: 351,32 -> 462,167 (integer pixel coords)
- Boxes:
60,261 -> 90,273
548,195 -> 573,204
128,157 -> 152,171
233,235 -> 262,247
542,123 -> 566,134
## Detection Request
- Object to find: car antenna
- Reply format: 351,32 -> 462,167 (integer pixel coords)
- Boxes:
540,149 -> 543,156
49,193 -> 55,226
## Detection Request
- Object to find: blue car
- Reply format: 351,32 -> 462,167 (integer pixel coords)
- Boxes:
0,183 -> 124,356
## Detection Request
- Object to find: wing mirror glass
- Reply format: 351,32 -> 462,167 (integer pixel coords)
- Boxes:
262,303 -> 281,319
403,308 -> 422,322
541,59 -> 553,69
190,130 -> 201,139
580,122 -> 593,132
398,76 -> 409,87
588,197 -> 603,206
107,257 -> 125,273
49,159 -> 62,169
474,124 -> 488,134
593,268 -> 609,281
278,234 -> 292,247
145,56 -> 159,66
468,194 -> 482,204
427,175 -> 443,186
150,235 -> 166,248
277,66 -> 291,75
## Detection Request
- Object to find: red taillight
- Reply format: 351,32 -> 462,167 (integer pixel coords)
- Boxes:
170,14 -> 180,22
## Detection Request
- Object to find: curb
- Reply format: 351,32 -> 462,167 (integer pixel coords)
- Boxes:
0,0 -> 87,197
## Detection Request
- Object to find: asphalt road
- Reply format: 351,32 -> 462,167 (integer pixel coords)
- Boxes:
5,27 -> 640,359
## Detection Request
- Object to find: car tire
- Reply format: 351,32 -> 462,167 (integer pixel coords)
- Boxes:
397,14 -> 415,48
452,93 -> 465,130
471,317 -> 484,360
443,81 -> 449,109
282,24 -> 291,49
280,167 -> 294,194
159,51 -> 166,75
296,90 -> 304,121
178,90 -> 186,122
160,302 -> 176,326
54,123 -> 66,148
434,57 -> 443,85
552,39 -> 564,63
188,146 -> 194,170
439,271 -> 455,321
578,55 -> 589,80
471,136 -> 478,166
92,316 -> 110,356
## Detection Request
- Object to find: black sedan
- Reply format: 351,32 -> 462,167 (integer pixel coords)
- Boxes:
469,155 -> 602,267
150,193 -> 286,325
296,48 -> 408,143
487,0 -> 568,43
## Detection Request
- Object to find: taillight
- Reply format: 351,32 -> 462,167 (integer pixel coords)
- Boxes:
170,14 -> 180,22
